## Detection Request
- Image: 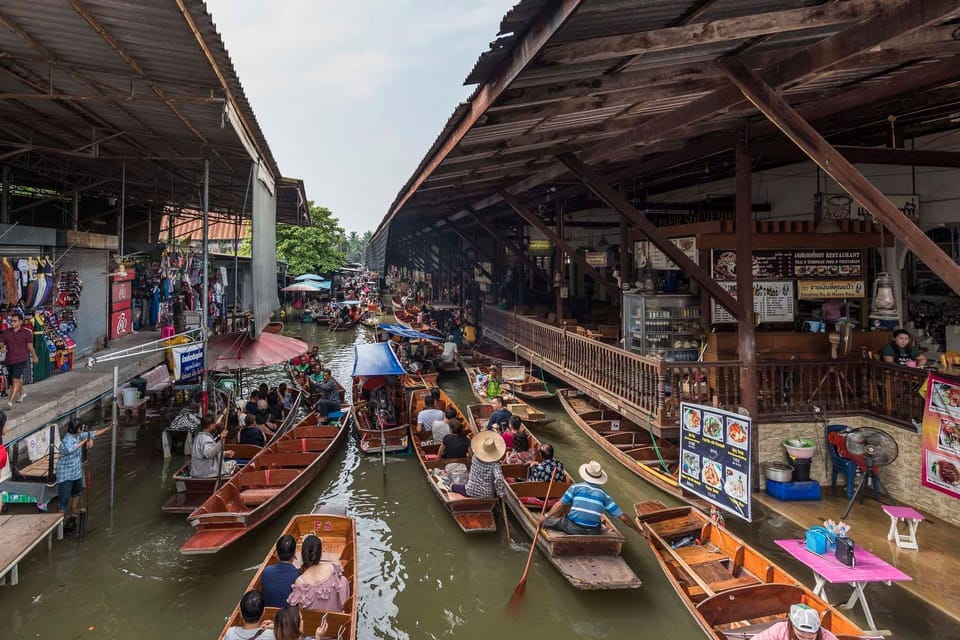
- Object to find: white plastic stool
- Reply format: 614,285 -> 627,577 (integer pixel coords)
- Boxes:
883,505 -> 924,550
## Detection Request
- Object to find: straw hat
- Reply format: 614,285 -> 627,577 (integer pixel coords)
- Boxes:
579,460 -> 608,485
471,430 -> 506,462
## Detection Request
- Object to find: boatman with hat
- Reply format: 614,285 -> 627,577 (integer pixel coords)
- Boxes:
751,604 -> 837,640
450,430 -> 506,500
541,460 -> 642,536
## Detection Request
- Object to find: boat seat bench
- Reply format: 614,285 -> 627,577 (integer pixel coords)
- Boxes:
240,488 -> 283,506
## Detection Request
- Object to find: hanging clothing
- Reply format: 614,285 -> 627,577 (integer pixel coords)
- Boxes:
32,322 -> 51,382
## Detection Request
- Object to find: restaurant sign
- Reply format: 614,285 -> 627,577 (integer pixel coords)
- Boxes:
585,251 -> 611,267
711,280 -> 795,324
635,236 -> 697,271
920,373 -> 960,500
712,249 -> 863,280
797,280 -> 866,299
679,402 -> 752,522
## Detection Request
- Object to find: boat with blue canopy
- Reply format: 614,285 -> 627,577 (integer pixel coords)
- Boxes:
351,343 -> 410,455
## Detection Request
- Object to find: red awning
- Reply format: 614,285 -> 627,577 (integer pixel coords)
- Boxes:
206,332 -> 308,372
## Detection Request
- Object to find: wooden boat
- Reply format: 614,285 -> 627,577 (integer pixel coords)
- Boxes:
462,365 -> 554,427
466,401 -> 554,431
162,444 -> 261,514
328,317 -> 358,331
472,341 -> 518,364
351,342 -> 411,455
402,370 -> 439,389
216,513 -> 358,640
360,315 -> 380,327
557,389 -> 707,509
500,464 -> 641,590
634,501 -> 868,640
263,321 -> 284,334
408,387 -> 500,533
500,365 -> 555,401
180,404 -> 351,555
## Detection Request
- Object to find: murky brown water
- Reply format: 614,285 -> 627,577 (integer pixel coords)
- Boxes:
2,319 -> 958,639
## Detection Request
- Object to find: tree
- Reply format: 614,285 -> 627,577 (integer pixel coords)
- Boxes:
274,202 -> 346,274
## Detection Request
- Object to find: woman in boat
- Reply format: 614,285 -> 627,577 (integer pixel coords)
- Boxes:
450,431 -> 506,499
752,604 -> 839,640
505,430 -> 536,464
287,534 -> 350,613
238,414 -> 266,447
273,605 -> 325,640
438,418 -> 470,459
501,414 -> 523,449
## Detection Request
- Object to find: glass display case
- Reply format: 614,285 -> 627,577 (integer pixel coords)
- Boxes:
622,293 -> 701,361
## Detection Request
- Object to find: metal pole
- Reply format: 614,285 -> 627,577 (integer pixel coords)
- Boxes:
1,165 -> 9,224
119,161 -> 125,253
109,365 -> 118,509
201,160 -> 210,415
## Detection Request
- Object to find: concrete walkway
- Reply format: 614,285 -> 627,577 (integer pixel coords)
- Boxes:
4,332 -> 166,443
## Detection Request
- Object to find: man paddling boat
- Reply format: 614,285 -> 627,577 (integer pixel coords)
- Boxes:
540,460 -> 642,535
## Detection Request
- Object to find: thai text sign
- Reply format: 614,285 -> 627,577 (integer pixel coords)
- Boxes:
679,402 -> 752,522
797,280 -> 866,299
171,343 -> 204,381
920,373 -> 960,500
711,281 -> 795,324
712,249 -> 862,280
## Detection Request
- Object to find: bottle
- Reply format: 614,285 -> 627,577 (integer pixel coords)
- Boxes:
671,535 -> 696,549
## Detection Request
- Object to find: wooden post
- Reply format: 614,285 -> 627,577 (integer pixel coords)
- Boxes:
718,56 -> 960,296
735,132 -> 759,489
556,198 -> 565,322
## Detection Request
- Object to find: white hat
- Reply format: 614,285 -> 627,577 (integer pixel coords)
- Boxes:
578,460 -> 608,485
789,604 -> 821,633
471,430 -> 506,463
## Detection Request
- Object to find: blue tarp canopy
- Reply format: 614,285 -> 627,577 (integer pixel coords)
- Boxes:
337,300 -> 361,305
378,323 -> 442,341
295,274 -> 327,282
314,280 -> 332,290
352,342 -> 406,377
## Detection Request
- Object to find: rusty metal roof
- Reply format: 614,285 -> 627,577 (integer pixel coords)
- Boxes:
0,0 -> 308,224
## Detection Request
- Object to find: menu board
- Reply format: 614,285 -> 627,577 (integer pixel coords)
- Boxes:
711,281 -> 795,324
679,402 -> 752,522
635,236 -> 697,271
712,249 -> 863,280
921,373 -> 960,500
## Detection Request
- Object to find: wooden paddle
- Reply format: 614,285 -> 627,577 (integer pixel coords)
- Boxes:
500,498 -> 511,545
213,389 -> 234,493
507,468 -> 557,610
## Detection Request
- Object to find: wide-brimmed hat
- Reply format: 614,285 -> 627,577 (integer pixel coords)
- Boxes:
579,460 -> 608,485
789,604 -> 820,633
471,430 -> 506,462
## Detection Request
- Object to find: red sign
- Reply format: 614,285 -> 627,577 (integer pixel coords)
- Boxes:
110,267 -> 135,282
110,308 -> 132,340
111,281 -> 132,309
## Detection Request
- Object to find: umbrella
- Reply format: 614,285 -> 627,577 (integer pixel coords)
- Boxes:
206,332 -> 308,371
282,282 -> 324,292
295,274 -> 326,282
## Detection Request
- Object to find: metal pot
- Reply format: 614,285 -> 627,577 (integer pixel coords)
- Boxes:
763,461 -> 794,483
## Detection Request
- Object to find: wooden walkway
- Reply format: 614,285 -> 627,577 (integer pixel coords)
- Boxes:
0,514 -> 64,586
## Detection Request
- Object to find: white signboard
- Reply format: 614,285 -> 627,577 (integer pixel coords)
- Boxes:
635,236 -> 697,271
711,280 -> 795,324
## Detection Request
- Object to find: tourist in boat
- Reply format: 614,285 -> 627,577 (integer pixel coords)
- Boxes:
225,590 -> 276,640
429,386 -> 444,410
244,391 -> 260,415
415,393 -> 445,442
880,328 -> 926,367
267,391 -> 285,423
505,430 -> 536,464
450,431 -> 506,499
238,414 -> 266,447
190,414 -> 235,479
501,414 -> 523,449
273,605 -> 325,640
287,534 -> 350,612
260,535 -> 299,608
312,370 -> 341,420
441,335 -> 457,365
429,407 -> 457,444
541,460 -> 643,536
485,396 -> 512,432
526,442 -> 564,482
752,604 -> 839,640
438,418 -> 470,459
57,419 -> 112,530
278,383 -> 294,412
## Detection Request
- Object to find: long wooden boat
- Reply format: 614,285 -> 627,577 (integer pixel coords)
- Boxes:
352,378 -> 410,455
180,404 -> 351,555
500,464 -> 641,590
408,387 -> 500,533
634,501 -> 868,640
162,444 -> 261,514
472,341 -> 518,364
216,513 -> 358,640
466,402 -> 554,431
557,388 -> 707,510
500,366 -> 555,401
328,317 -> 358,331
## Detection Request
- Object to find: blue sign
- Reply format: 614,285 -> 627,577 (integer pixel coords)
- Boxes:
173,344 -> 204,381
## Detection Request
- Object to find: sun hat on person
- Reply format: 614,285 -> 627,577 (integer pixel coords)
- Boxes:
471,430 -> 506,462
578,460 -> 608,485
789,604 -> 821,633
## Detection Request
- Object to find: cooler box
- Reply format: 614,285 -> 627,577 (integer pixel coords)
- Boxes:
765,479 -> 821,501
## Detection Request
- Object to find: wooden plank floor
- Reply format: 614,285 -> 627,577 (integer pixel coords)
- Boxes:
0,514 -> 64,585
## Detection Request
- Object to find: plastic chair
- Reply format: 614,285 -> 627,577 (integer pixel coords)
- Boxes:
826,424 -> 879,499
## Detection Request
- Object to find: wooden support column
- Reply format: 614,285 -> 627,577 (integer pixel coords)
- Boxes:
556,152 -> 741,318
718,57 -> 960,295
556,197 -> 565,321
463,207 -> 546,282
499,191 -> 622,301
619,211 -> 631,291
735,132 -> 759,488
437,219 -> 497,282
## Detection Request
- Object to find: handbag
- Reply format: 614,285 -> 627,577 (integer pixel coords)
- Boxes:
804,526 -> 835,555
835,536 -> 856,567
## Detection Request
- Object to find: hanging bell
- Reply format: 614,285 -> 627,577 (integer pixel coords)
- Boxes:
869,272 -> 898,319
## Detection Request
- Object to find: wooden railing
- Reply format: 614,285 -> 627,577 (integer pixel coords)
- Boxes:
482,306 -> 928,430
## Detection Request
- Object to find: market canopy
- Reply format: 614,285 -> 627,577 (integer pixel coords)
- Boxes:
207,332 -> 308,371
352,342 -> 405,377
378,324 -> 442,342
295,274 -> 327,282
282,282 -> 324,292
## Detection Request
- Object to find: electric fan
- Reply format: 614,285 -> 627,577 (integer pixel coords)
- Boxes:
841,426 -> 899,518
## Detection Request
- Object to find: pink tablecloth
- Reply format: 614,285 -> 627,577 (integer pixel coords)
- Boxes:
774,539 -> 912,584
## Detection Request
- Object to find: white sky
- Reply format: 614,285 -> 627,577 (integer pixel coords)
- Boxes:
205,0 -> 518,233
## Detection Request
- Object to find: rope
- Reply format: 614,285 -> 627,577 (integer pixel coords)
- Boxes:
644,409 -> 671,474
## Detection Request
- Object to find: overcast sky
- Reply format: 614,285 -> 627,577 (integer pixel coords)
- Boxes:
205,0 -> 516,234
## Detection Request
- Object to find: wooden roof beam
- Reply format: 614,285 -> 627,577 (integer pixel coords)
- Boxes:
462,206 -> 547,280
719,56 -> 960,295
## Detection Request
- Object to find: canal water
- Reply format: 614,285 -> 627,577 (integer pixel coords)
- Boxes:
3,320 -> 958,639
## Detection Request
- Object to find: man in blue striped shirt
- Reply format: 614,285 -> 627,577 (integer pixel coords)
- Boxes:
541,460 -> 643,535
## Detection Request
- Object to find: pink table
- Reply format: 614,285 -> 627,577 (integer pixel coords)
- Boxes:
775,539 -> 911,634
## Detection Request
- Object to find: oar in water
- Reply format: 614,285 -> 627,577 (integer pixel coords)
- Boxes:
213,390 -> 234,493
500,498 -> 511,546
507,468 -> 557,611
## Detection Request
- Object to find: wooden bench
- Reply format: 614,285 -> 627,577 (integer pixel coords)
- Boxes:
142,364 -> 173,399
239,488 -> 283,506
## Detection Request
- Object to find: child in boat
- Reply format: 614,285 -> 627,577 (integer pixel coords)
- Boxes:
286,534 -> 350,613
751,604 -> 838,640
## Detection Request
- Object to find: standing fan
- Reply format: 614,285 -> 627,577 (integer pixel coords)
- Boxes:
808,321 -> 854,408
841,426 -> 899,518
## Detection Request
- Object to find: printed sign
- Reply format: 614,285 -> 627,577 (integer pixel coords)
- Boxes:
711,281 -> 795,324
111,281 -> 132,308
171,343 -> 204,381
635,236 -> 697,271
797,280 -> 866,299
921,373 -> 960,500
110,308 -> 131,340
585,251 -> 611,267
712,249 -> 863,280
679,402 -> 752,522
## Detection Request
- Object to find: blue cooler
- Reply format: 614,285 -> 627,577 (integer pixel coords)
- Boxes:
765,479 -> 821,501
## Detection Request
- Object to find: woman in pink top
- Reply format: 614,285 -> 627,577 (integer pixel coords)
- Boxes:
752,604 -> 838,640
286,534 -> 350,613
